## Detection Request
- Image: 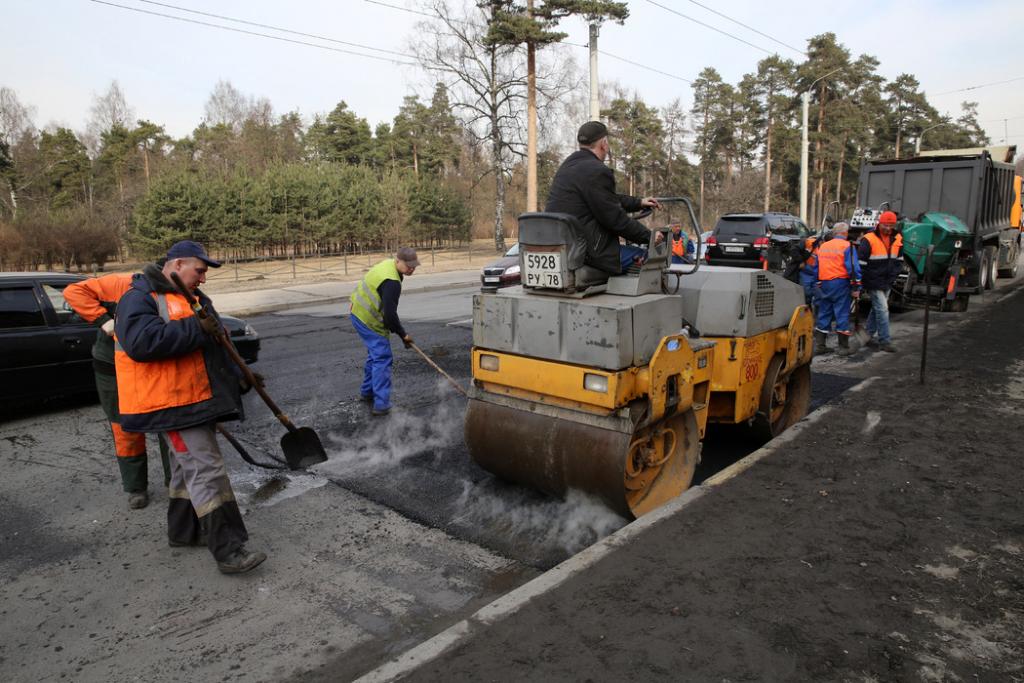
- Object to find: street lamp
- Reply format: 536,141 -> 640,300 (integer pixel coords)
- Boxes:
800,67 -> 843,223
915,121 -> 951,155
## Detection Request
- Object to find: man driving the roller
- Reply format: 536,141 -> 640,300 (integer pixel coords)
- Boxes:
545,120 -> 662,274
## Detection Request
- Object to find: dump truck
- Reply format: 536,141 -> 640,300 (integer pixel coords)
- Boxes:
464,199 -> 813,518
850,147 -> 1022,310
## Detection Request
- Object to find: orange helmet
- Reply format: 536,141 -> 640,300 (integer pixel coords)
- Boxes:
878,210 -> 898,225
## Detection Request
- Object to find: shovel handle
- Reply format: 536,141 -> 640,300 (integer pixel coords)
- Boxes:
170,273 -> 299,434
410,342 -> 468,397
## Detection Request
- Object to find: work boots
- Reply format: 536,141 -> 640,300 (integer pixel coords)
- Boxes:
128,491 -> 149,509
813,330 -> 830,355
217,547 -> 267,575
836,334 -> 853,357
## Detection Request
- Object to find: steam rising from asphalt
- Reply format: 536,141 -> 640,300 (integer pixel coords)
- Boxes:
315,379 -> 628,557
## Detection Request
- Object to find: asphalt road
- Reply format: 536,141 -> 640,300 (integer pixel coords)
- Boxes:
225,285 -> 861,569
6,275 -> 1008,681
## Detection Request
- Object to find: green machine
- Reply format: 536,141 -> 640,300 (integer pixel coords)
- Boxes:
894,212 -> 973,311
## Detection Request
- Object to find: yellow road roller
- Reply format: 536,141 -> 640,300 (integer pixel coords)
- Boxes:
465,201 -> 812,518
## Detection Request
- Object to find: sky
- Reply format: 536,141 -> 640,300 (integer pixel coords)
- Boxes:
3,0 -> 1023,147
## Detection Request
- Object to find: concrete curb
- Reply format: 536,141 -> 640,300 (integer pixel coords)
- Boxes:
218,279 -> 479,318
354,375 -> 880,683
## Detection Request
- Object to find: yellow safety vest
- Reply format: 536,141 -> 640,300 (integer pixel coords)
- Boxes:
350,259 -> 401,336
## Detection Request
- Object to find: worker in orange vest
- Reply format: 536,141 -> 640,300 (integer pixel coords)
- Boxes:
64,274 -> 171,509
810,222 -> 862,356
669,223 -> 693,265
857,210 -> 903,352
798,229 -> 831,308
115,241 -> 266,575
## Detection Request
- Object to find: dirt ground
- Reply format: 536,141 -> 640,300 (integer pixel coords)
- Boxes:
403,285 -> 1024,681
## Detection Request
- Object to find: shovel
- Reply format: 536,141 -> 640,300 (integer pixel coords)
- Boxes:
170,273 -> 328,470
216,424 -> 287,471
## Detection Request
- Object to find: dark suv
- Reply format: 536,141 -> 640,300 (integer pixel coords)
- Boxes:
705,212 -> 810,268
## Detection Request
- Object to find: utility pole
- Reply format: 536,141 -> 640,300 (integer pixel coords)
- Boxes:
526,0 -> 538,212
799,67 -> 842,223
800,90 -> 810,223
589,23 -> 600,120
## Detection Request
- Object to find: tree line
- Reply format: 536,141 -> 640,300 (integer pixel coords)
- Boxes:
0,0 -> 991,272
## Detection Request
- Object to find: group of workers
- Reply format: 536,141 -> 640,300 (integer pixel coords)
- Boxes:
799,210 -> 904,356
66,238 -> 420,576
65,118 -> 904,576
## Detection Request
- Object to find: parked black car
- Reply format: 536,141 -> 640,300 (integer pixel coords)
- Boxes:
480,242 -> 521,289
0,272 -> 260,404
705,212 -> 810,268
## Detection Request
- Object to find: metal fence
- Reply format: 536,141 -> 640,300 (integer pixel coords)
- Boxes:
203,242 -> 487,284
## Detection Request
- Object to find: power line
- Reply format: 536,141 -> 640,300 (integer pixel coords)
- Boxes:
931,76 -> 1024,97
88,0 -> 417,66
135,0 -> 414,59
682,0 -> 805,56
642,0 -> 773,56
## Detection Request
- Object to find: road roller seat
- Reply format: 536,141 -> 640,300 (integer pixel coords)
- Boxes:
517,212 -> 611,296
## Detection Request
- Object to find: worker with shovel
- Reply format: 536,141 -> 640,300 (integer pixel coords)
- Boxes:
350,247 -> 418,416
114,241 -> 266,575
811,223 -> 862,357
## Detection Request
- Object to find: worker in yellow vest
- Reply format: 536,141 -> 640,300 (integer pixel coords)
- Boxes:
349,247 -> 419,416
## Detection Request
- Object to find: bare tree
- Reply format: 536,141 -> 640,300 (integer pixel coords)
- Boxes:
204,79 -> 252,132
413,1 -> 530,252
88,81 -> 134,140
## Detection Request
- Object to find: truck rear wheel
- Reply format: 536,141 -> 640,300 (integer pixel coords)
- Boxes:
978,246 -> 995,290
979,250 -> 992,290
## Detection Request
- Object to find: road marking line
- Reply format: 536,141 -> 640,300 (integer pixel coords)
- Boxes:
354,375 -> 880,683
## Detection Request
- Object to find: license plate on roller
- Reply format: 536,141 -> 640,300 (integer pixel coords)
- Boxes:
524,251 -> 563,288
724,245 -> 745,253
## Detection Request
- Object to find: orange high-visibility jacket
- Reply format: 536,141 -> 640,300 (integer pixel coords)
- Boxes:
671,233 -> 686,259
114,268 -> 241,433
814,237 -> 862,283
857,231 -> 903,290
64,273 -> 134,365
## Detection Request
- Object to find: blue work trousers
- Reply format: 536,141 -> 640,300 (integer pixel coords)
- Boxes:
620,245 -> 646,271
815,279 -> 852,335
865,288 -> 891,344
351,315 -> 393,411
799,270 -> 817,307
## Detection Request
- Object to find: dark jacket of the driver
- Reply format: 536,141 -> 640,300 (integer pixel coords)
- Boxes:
545,149 -> 652,274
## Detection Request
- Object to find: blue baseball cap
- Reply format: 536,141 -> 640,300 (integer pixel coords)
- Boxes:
165,240 -> 221,268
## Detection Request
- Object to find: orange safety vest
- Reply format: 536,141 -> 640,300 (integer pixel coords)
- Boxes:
671,233 -> 686,259
114,292 -> 212,416
803,236 -> 820,269
863,231 -> 902,260
816,237 -> 856,281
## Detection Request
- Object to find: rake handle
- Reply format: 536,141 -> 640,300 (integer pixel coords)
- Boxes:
169,272 -> 298,433
409,342 -> 468,397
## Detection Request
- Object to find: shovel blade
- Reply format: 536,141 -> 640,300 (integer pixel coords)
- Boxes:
281,427 -> 328,470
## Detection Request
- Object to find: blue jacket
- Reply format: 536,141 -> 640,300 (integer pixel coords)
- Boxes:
114,264 -> 243,433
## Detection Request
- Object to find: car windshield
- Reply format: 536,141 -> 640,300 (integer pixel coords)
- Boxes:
714,217 -> 764,238
505,243 -> 519,257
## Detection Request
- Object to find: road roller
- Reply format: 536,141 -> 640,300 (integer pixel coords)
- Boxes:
465,200 -> 812,518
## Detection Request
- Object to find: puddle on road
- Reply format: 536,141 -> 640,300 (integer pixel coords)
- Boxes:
232,468 -> 328,511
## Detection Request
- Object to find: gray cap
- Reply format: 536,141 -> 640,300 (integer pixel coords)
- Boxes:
577,121 -> 608,145
396,247 -> 420,268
